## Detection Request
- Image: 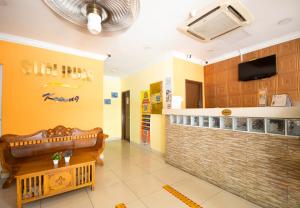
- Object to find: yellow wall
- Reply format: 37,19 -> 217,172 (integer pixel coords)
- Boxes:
121,59 -> 173,152
121,57 -> 204,153
103,76 -> 121,138
0,41 -> 103,135
173,58 -> 205,108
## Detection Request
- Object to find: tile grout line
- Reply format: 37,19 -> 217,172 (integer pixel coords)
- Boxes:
107,165 -> 149,207
115,170 -> 151,208
106,147 -> 166,208
85,187 -> 95,208
104,141 -> 205,208
201,189 -> 223,205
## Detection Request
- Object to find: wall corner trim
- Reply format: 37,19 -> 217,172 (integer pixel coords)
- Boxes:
0,32 -> 108,61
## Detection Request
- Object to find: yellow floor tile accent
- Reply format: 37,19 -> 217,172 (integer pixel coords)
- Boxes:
115,203 -> 127,208
163,185 -> 202,208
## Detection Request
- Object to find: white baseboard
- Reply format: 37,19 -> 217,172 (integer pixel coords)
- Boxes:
106,137 -> 121,142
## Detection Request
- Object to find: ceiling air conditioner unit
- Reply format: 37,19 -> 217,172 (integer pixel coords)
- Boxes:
179,0 -> 253,42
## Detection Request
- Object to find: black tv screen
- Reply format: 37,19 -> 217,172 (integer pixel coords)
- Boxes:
238,55 -> 276,81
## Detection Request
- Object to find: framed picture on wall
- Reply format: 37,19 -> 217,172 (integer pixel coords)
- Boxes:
111,92 -> 118,98
104,99 -> 111,105
150,81 -> 163,114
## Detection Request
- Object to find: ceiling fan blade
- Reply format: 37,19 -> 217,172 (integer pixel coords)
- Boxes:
43,0 -> 140,34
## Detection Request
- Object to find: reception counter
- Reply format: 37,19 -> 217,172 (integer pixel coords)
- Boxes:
163,107 -> 300,208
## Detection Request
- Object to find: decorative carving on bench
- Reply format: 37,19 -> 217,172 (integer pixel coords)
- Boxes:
0,125 -> 108,189
44,125 -> 73,138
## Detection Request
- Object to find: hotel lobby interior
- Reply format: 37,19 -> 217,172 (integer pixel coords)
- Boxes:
0,0 -> 299,208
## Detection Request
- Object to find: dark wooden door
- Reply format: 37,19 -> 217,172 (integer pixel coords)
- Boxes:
185,80 -> 203,108
122,91 -> 130,141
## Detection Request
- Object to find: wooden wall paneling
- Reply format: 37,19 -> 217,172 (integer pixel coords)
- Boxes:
241,81 -> 258,94
204,64 -> 216,108
278,39 -> 298,56
277,72 -> 298,92
298,53 -> 300,103
204,67 -> 214,76
216,96 -> 228,107
242,51 -> 259,62
214,68 -> 228,84
204,38 -> 300,107
277,54 -> 298,74
259,45 -> 277,58
228,56 -> 241,68
214,59 -> 228,71
204,64 -> 215,85
259,76 -> 277,92
205,73 -> 215,85
215,84 -> 228,97
205,64 -> 215,73
205,85 -> 216,97
227,66 -> 238,81
242,94 -> 257,107
205,97 -> 216,108
228,95 -> 242,107
228,82 -> 241,95
299,69 -> 300,95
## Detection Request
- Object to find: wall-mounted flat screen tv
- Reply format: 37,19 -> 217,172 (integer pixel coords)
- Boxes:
238,54 -> 276,81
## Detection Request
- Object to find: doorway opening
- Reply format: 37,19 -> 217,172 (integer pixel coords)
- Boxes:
185,79 -> 203,108
121,91 -> 130,142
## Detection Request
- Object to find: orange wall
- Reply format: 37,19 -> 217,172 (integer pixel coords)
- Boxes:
0,41 -> 103,135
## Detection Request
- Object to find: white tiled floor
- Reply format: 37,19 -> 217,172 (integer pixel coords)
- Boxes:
0,140 -> 261,208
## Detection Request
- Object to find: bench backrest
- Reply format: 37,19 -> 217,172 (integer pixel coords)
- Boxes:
1,126 -> 103,158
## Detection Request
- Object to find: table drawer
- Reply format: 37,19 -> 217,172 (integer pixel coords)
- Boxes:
44,169 -> 74,195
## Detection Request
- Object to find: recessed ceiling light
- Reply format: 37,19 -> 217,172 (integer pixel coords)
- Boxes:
144,46 -> 152,50
277,18 -> 292,26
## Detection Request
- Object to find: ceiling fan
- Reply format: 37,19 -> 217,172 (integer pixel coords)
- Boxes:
43,0 -> 140,35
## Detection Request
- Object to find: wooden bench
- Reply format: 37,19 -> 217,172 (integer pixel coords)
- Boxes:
0,125 -> 108,189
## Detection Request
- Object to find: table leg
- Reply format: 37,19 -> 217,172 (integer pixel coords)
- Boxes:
92,162 -> 96,191
16,178 -> 22,208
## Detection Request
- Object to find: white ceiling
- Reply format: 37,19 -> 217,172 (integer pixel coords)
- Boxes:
0,0 -> 300,77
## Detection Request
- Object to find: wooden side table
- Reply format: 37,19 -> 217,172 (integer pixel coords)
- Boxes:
15,151 -> 96,208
